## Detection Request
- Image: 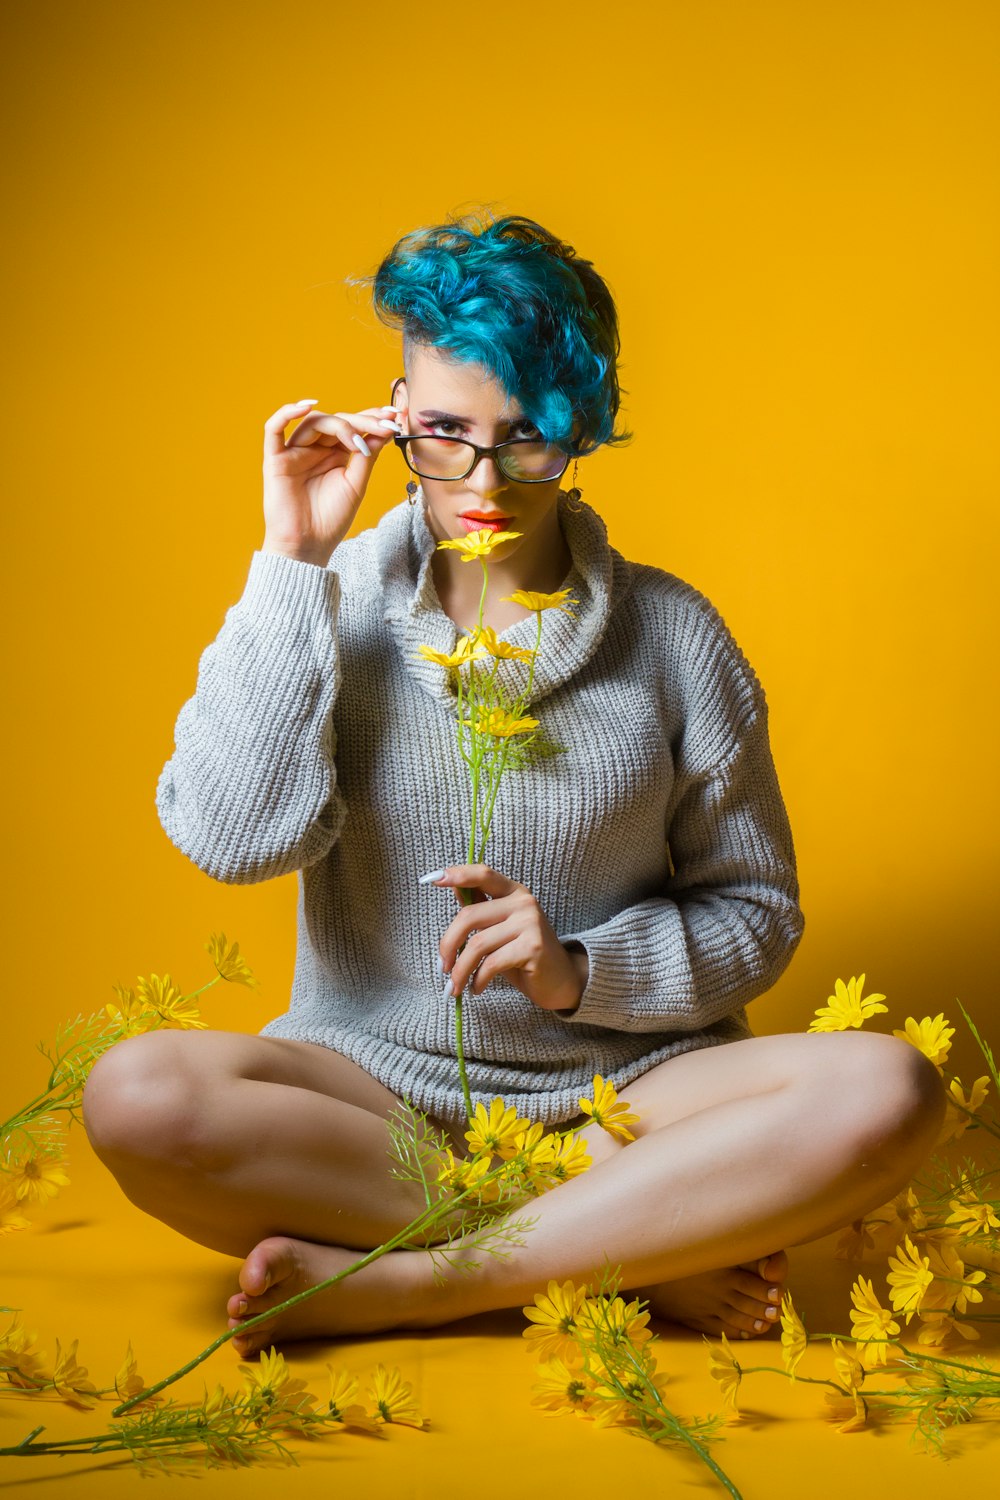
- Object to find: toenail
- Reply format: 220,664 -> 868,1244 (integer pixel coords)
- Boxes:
740,1330 -> 750,1339
767,1288 -> 780,1302
754,1319 -> 765,1331
236,1298 -> 248,1314
765,1305 -> 779,1319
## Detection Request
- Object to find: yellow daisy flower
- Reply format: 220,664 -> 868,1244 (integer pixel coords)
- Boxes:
205,932 -> 260,990
779,1292 -> 808,1380
849,1276 -> 901,1367
538,1131 -> 592,1184
807,975 -> 888,1033
0,1173 -> 30,1235
522,1279 -> 590,1364
464,1098 -> 534,1162
8,1150 -> 70,1207
435,1148 -> 503,1205
437,527 -> 523,560
501,587 -> 580,616
823,1387 -> 867,1433
576,1075 -> 640,1144
323,1365 -> 381,1431
833,1216 -> 878,1262
467,625 -> 537,662
52,1337 -> 100,1409
461,705 -> 540,739
915,1310 -> 980,1346
575,1293 -> 653,1351
587,1361 -> 672,1428
414,636 -> 490,669
945,1194 -> 1000,1236
366,1363 -> 428,1428
886,1235 -> 933,1323
936,1075 -> 991,1145
105,982 -> 159,1037
115,1340 -> 158,1407
0,1317 -> 49,1390
704,1332 -> 742,1415
922,1240 -> 986,1315
830,1336 -> 865,1394
240,1346 -> 302,1401
135,973 -> 207,1031
892,1014 -> 955,1069
529,1355 -> 594,1417
508,1121 -> 558,1182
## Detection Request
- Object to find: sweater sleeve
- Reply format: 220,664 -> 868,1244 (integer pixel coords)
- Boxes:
555,682 -> 804,1033
155,549 -> 348,885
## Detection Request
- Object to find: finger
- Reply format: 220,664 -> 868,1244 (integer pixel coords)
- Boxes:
263,399 -> 319,458
441,902 -> 512,974
430,863 -> 519,900
464,931 -> 528,997
447,918 -> 522,996
285,411 -> 398,453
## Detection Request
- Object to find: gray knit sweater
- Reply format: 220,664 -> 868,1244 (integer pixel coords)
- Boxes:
155,492 -> 804,1138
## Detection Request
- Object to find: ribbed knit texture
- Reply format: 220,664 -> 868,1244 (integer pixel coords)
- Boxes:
155,492 -> 804,1139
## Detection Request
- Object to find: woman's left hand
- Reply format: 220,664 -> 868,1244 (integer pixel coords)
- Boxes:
427,863 -> 589,1013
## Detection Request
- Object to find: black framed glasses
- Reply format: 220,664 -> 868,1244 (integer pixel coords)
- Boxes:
392,432 -> 570,484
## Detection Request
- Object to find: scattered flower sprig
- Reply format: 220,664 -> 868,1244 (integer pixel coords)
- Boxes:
699,977 -> 1000,1456
522,1262 -> 740,1499
0,935 -> 259,1232
0,1337 -> 428,1473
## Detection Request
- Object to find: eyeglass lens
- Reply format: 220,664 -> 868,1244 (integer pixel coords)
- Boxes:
403,436 -> 567,482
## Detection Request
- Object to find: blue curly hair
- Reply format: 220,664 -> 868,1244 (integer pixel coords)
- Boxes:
346,207 -> 633,459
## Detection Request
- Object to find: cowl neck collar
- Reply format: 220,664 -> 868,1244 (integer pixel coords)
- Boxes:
375,489 -> 626,711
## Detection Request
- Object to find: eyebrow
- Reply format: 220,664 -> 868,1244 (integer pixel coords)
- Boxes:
417,409 -> 527,426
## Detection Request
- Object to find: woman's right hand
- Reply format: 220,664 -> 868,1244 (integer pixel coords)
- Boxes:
261,398 -> 405,566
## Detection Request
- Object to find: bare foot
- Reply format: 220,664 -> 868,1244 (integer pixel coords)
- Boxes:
225,1236 -> 428,1358
634,1250 -> 789,1341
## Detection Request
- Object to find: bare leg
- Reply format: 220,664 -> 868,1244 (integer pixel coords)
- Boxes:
219,1031 -> 946,1353
81,1029 -> 467,1255
83,1026 -> 786,1340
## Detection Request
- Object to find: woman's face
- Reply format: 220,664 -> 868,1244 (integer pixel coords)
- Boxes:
392,343 -> 570,564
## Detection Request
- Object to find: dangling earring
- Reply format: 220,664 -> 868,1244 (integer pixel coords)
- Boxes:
406,480 -> 422,506
564,459 -> 583,512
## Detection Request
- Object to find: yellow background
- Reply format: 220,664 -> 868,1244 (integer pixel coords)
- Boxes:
2,2 -> 998,1494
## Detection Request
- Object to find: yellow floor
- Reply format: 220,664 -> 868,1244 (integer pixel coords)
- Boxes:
1,1138 -> 997,1500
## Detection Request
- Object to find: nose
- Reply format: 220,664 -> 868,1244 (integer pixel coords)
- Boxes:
463,450 -> 509,497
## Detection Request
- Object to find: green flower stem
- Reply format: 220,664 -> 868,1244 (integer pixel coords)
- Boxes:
111,1197 -> 457,1417
451,882 -> 481,1123
635,1414 -> 742,1500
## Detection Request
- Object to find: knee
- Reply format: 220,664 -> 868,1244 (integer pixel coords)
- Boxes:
82,1031 -> 212,1166
838,1032 -> 948,1173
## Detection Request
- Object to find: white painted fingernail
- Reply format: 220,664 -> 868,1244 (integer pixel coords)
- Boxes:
295,398 -> 318,405
435,953 -> 445,977
352,433 -> 371,456
378,419 -> 403,431
418,868 -> 447,884
442,977 -> 454,1000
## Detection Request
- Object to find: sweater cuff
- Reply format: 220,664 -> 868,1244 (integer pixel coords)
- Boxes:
554,906 -> 686,1029
243,549 -> 341,626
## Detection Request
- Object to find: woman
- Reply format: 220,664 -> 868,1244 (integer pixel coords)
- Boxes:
82,211 -> 946,1358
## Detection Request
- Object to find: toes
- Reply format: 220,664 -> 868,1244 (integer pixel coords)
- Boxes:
758,1249 -> 788,1282
239,1236 -> 296,1298
733,1269 -> 783,1307
728,1287 -> 782,1323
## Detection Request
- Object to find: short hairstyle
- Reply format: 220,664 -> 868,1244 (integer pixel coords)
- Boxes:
347,207 -> 633,459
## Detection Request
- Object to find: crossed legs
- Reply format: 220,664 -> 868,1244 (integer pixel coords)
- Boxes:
81,1027 -> 946,1353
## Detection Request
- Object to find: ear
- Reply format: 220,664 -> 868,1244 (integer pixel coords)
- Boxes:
391,374 -> 408,412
